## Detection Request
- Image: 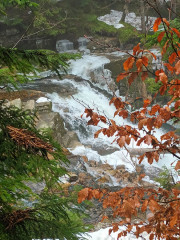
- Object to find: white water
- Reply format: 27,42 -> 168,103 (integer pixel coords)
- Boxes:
98,10 -> 156,31
44,53 -> 178,176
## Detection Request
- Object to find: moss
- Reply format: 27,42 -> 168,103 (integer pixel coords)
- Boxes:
118,22 -> 139,45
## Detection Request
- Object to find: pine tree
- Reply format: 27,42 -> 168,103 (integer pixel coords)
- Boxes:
0,1 -> 88,240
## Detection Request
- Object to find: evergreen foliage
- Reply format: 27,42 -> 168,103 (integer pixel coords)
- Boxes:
0,1 -> 87,239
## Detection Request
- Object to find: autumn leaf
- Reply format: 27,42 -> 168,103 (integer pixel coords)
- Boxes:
170,214 -> 178,228
128,72 -> 138,86
169,52 -> 177,64
175,60 -> 180,75
117,72 -> 129,82
153,18 -> 161,32
141,71 -> 148,81
159,72 -> 168,84
138,173 -> 146,181
133,43 -> 140,55
149,104 -> 160,115
175,161 -> 180,170
101,215 -> 108,222
145,134 -> 152,145
164,63 -> 174,73
94,129 -> 103,138
157,31 -> 165,42
141,199 -> 148,212
143,99 -> 151,108
142,56 -> 148,67
123,57 -> 135,71
162,18 -> 170,27
172,28 -> 180,38
78,188 -> 90,203
136,59 -> 143,72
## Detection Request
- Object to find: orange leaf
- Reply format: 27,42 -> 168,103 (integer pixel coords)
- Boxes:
175,161 -> 180,170
149,104 -> 160,115
143,99 -> 151,108
159,72 -> 168,84
138,173 -> 146,181
157,31 -> 165,42
141,199 -> 148,212
128,72 -> 138,86
123,57 -> 135,71
141,71 -> 148,81
144,50 -> 157,60
175,60 -> 180,75
136,59 -> 143,72
101,215 -> 108,222
170,214 -> 178,228
153,18 -> 161,32
171,27 -> 180,38
94,129 -> 103,138
133,43 -> 140,55
162,18 -> 170,27
117,136 -> 126,147
159,85 -> 167,95
169,52 -> 177,64
142,56 -> 148,67
78,188 -> 90,203
164,63 -> 174,73
145,135 -> 152,145
161,39 -> 169,55
116,72 -> 129,82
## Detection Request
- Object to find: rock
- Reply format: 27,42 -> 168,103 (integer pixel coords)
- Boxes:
62,131 -> 81,148
106,169 -> 117,176
69,173 -> 78,182
98,175 -> 111,184
10,98 -> 22,108
82,156 -> 88,163
36,101 -> 52,113
116,165 -> 126,171
23,99 -> 35,111
25,181 -> 45,194
100,164 -> 113,171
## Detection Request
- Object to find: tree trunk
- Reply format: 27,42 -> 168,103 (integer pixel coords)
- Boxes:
140,0 -> 146,33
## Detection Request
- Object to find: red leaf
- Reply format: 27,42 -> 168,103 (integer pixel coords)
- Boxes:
159,85 -> 167,95
143,99 -> 151,108
141,199 -> 148,212
164,63 -> 174,73
159,72 -> 168,84
142,56 -> 148,67
145,134 -> 152,145
175,60 -> 180,75
136,59 -> 143,72
128,72 -> 138,86
78,188 -> 90,203
116,72 -> 129,82
169,52 -> 177,64
117,136 -> 126,147
149,104 -> 160,115
162,18 -> 170,27
101,215 -> 108,222
153,18 -> 161,32
144,50 -> 157,60
175,161 -> 180,170
162,40 -> 169,55
141,71 -> 148,81
133,43 -> 140,55
172,28 -> 180,38
123,57 -> 135,71
157,31 -> 165,42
